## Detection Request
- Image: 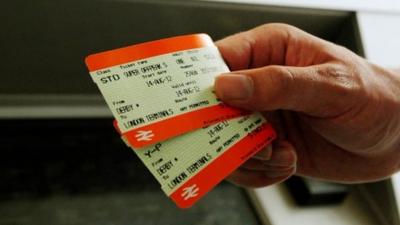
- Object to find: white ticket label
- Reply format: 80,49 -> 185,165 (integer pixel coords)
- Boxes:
86,34 -> 246,148
122,113 -> 276,208
85,34 -> 277,208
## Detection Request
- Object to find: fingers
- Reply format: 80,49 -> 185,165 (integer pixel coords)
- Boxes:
252,145 -> 272,160
215,23 -> 359,117
215,23 -> 328,70
215,25 -> 287,70
215,63 -> 357,117
226,141 -> 297,188
226,168 -> 295,188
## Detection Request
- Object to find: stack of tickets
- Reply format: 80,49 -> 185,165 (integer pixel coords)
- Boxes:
85,34 -> 276,208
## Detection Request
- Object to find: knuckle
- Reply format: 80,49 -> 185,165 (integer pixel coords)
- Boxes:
248,65 -> 296,109
321,64 -> 362,96
259,23 -> 296,32
262,66 -> 296,105
311,63 -> 366,115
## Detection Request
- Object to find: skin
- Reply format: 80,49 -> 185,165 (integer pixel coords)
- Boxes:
214,23 -> 400,187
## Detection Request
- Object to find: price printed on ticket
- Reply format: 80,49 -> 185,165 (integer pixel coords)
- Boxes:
85,34 -> 277,208
85,34 -> 248,148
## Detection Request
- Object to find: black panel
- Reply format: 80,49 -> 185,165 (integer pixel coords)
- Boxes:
0,0 -> 353,95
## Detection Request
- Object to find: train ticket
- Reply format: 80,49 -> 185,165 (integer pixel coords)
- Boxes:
85,34 -> 277,208
117,114 -> 276,208
85,34 -> 247,148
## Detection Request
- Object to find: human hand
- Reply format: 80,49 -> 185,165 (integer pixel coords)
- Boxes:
215,23 -> 400,187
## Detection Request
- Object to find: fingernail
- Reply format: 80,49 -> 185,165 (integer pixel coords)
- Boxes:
215,74 -> 253,101
264,148 -> 297,167
264,167 -> 295,178
253,145 -> 272,160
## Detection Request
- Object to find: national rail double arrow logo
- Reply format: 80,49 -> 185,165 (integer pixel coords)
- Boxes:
135,130 -> 154,141
181,184 -> 200,200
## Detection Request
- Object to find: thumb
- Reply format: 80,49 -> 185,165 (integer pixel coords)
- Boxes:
214,64 -> 353,117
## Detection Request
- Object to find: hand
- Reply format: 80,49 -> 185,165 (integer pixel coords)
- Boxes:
215,23 -> 400,187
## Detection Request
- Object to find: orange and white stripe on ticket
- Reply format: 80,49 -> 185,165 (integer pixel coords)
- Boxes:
85,34 -> 246,148
127,113 -> 276,208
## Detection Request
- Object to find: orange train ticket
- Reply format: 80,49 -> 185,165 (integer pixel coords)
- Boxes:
115,114 -> 276,208
85,34 -> 277,208
85,34 -> 248,148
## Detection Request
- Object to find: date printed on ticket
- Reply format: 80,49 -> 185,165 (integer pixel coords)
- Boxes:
85,34 -> 276,208
85,34 -> 248,148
